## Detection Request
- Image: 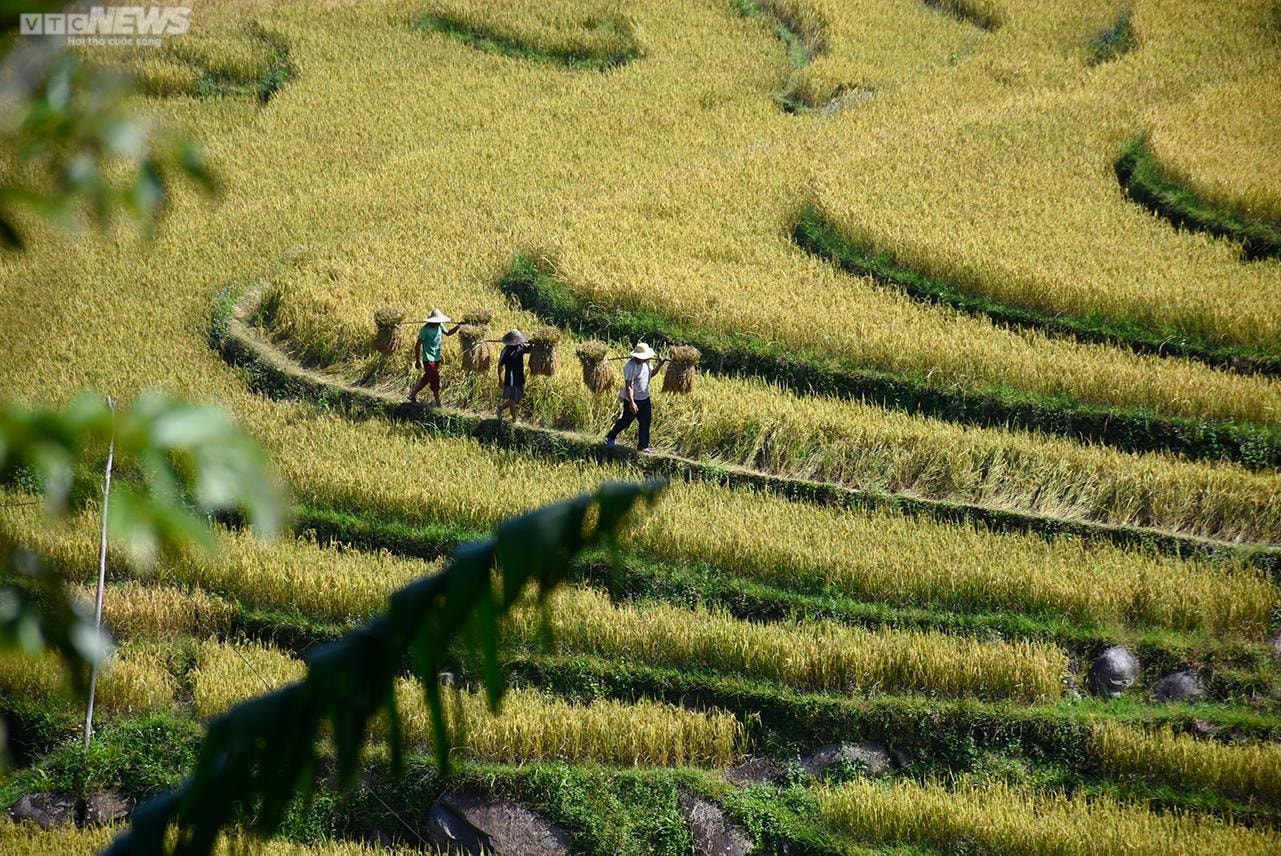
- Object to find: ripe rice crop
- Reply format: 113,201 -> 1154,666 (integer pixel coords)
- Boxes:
3,505 -> 435,624
1147,68 -> 1281,225
0,821 -> 432,856
191,640 -> 742,766
383,340 -> 1281,544
0,0 -> 1275,430
528,325 -> 562,376
177,0 -> 1281,436
69,582 -> 234,642
0,0 -> 1276,618
94,0 -> 288,99
0,646 -> 174,717
267,202 -> 1281,433
417,0 -> 642,65
191,639 -> 307,720
1,1 -> 1279,842
521,587 -> 1066,702
747,0 -> 993,108
249,419 -> 1277,634
1093,720 -> 1281,806
172,531 -> 436,622
8,418 -> 1276,637
817,778 -> 1281,855
806,1 -> 1281,357
398,684 -> 743,768
630,483 -> 1277,635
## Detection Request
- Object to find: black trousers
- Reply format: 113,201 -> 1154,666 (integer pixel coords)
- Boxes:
607,397 -> 651,448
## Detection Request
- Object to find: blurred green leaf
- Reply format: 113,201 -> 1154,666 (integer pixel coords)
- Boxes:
0,391 -> 286,766
0,47 -> 219,249
103,479 -> 666,856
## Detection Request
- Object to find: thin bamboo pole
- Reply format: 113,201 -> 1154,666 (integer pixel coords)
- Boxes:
82,396 -> 114,752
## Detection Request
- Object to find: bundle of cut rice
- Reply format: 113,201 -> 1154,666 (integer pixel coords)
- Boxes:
372,306 -> 406,355
458,309 -> 493,372
661,345 -> 701,394
575,341 -> 615,394
529,326 -> 561,376
458,325 -> 491,372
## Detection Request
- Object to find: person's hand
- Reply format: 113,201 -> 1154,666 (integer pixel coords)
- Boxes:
628,401 -> 639,415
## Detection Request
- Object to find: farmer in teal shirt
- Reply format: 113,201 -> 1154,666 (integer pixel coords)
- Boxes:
409,308 -> 461,406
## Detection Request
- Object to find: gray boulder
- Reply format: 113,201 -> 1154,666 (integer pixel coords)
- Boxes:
1151,670 -> 1204,703
723,757 -> 783,788
889,746 -> 912,769
1088,646 -> 1139,698
426,789 -> 571,856
800,742 -> 891,779
85,791 -> 132,826
678,793 -> 753,856
7,793 -> 75,828
1190,719 -> 1220,738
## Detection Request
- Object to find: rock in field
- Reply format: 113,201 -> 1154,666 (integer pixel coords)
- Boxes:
7,793 -> 75,828
723,757 -> 783,787
1190,719 -> 1220,738
426,789 -> 571,856
1151,670 -> 1204,703
800,742 -> 892,779
1088,646 -> 1139,698
678,792 -> 754,856
85,791 -> 132,826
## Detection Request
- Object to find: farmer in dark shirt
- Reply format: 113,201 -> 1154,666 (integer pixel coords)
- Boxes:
496,329 -> 531,422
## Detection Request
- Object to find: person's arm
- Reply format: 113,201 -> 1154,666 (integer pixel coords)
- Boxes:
624,364 -> 638,413
444,323 -> 462,336
414,336 -> 422,370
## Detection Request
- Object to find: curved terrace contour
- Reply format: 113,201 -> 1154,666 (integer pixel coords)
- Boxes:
413,10 -> 643,71
1116,139 -> 1281,263
499,254 -> 1281,471
734,0 -> 876,115
215,280 -> 1281,564
134,24 -> 295,103
794,204 -> 1281,375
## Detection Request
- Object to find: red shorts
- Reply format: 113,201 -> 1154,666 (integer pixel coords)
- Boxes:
421,360 -> 440,393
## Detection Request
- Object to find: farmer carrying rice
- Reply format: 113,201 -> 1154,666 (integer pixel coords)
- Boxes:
496,329 -> 531,422
605,341 -> 665,453
409,308 -> 461,406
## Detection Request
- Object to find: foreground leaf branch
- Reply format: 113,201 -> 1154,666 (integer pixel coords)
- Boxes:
103,480 -> 665,856
0,391 -> 288,759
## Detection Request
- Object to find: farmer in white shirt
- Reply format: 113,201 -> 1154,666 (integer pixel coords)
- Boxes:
605,342 -> 665,453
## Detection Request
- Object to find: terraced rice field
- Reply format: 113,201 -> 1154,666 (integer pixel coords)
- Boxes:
2,0 -> 1280,853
